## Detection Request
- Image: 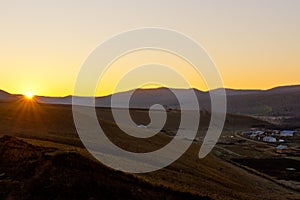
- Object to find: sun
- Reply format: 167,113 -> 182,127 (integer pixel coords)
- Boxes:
25,92 -> 34,100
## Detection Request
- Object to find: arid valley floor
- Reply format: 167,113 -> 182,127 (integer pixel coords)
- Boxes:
1,99 -> 300,200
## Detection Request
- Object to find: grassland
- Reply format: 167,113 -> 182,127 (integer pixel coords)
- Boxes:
0,99 -> 299,199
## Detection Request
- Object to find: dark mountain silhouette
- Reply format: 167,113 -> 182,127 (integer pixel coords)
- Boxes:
0,90 -> 21,102
226,85 -> 300,116
0,90 -> 12,99
1,84 -> 299,118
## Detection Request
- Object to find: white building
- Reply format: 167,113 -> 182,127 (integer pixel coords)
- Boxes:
137,124 -> 147,128
280,130 -> 294,137
263,136 -> 276,143
255,130 -> 265,135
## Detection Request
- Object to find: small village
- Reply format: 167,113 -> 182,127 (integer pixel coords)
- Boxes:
240,128 -> 300,154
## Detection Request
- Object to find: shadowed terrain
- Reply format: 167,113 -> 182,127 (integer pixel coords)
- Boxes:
0,99 -> 299,199
0,135 -> 206,200
34,85 -> 300,120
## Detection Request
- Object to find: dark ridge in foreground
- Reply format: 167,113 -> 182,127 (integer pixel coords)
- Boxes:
0,135 -> 210,200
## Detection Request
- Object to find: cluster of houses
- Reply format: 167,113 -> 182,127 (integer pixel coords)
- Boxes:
242,129 -> 296,142
241,129 -> 297,154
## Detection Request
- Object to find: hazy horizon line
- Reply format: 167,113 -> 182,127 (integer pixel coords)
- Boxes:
1,83 -> 300,98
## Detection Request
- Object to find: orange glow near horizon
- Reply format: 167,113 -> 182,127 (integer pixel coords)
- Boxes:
0,1 -> 300,97
25,92 -> 34,100
94,49 -> 208,97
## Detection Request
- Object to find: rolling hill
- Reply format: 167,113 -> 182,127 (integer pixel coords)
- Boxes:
1,84 -> 299,119
0,101 -> 298,199
37,85 -> 300,118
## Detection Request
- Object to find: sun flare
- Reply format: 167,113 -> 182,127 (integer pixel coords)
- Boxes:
25,92 -> 34,100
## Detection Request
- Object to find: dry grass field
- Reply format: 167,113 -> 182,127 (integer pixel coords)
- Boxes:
1,99 -> 299,199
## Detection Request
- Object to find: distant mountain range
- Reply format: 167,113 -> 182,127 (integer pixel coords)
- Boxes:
1,84 -> 299,118
0,90 -> 22,102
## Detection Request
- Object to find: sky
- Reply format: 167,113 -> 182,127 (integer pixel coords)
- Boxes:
0,0 -> 299,96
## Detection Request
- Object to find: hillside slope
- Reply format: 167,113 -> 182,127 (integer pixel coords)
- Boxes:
0,135 -> 206,200
35,85 -> 300,118
0,101 -> 299,199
